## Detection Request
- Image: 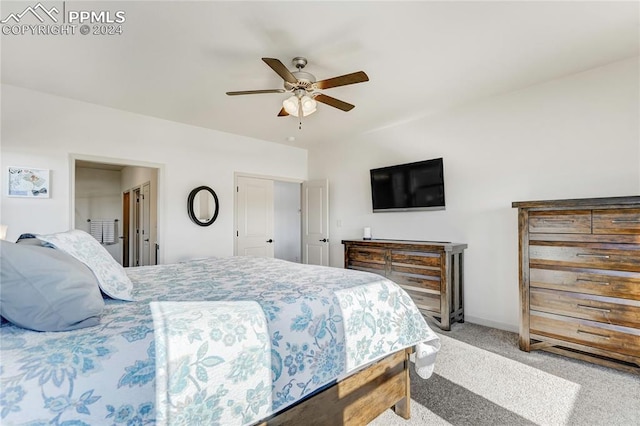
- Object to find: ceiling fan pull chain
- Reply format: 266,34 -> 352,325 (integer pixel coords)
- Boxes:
298,97 -> 303,130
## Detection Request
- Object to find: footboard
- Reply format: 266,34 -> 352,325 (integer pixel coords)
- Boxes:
261,347 -> 413,425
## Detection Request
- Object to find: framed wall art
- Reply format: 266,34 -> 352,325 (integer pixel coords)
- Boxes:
8,167 -> 50,198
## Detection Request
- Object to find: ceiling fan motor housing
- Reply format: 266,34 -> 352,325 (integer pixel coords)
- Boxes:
285,71 -> 316,91
282,57 -> 315,91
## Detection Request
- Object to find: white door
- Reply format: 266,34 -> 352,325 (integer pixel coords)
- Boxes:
236,176 -> 275,257
302,179 -> 329,266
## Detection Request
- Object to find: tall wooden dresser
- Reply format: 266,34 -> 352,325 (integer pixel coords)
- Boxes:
512,196 -> 640,373
342,239 -> 467,331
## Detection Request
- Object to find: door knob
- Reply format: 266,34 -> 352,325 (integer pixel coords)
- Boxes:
266,239 -> 273,243
319,238 -> 328,242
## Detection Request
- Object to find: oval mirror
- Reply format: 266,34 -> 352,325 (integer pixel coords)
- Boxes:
187,186 -> 219,227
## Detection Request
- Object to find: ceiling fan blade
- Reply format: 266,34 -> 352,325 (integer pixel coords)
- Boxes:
314,71 -> 369,90
262,58 -> 298,84
314,94 -> 355,112
226,89 -> 285,96
277,107 -> 289,117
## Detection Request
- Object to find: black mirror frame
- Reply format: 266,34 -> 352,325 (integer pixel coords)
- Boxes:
187,186 -> 219,227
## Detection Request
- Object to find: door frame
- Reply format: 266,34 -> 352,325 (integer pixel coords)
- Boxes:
233,172 -> 303,257
69,153 -> 165,264
122,190 -> 130,267
132,186 -> 141,267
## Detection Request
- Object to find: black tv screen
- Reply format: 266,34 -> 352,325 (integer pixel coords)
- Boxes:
370,158 -> 445,212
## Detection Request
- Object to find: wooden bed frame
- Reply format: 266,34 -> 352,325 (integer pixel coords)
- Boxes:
260,347 -> 413,425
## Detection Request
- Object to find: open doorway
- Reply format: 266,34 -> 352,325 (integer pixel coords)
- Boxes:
73,157 -> 160,266
234,174 -> 329,265
235,175 -> 302,261
274,181 -> 301,263
127,181 -> 152,267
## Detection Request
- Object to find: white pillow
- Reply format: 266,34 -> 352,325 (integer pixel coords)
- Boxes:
37,229 -> 134,301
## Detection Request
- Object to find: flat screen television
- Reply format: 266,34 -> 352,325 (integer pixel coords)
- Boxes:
370,158 -> 445,212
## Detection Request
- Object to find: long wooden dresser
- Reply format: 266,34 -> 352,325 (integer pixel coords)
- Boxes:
342,239 -> 467,331
512,196 -> 640,373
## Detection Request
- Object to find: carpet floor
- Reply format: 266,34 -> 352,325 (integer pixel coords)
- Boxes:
370,322 -> 639,426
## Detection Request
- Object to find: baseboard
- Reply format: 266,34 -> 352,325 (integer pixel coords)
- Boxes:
462,316 -> 518,333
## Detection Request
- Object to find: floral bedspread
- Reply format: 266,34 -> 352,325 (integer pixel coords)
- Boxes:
0,257 -> 440,425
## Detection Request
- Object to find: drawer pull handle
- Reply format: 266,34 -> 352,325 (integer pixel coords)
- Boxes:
577,329 -> 610,340
541,219 -> 574,224
611,219 -> 640,224
576,278 -> 610,285
576,253 -> 610,259
577,304 -> 611,313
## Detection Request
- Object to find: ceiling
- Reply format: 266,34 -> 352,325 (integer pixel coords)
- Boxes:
2,1 -> 638,148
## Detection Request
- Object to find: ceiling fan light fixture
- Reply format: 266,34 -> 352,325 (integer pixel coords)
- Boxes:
282,94 -> 317,117
301,95 -> 317,116
282,95 -> 299,116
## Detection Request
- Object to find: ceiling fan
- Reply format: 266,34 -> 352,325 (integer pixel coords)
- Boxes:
226,57 -> 369,121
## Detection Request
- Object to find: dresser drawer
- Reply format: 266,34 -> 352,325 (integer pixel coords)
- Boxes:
347,261 -> 386,275
530,311 -> 640,358
389,255 -> 442,290
529,210 -> 592,234
530,268 -> 640,300
388,270 -> 440,293
530,288 -> 640,328
593,209 -> 640,235
390,250 -> 441,268
530,245 -> 640,272
347,247 -> 386,264
401,287 -> 440,313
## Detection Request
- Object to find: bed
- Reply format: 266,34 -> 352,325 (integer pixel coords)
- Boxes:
0,230 -> 440,425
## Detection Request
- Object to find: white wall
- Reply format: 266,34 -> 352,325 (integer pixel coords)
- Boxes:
75,167 -> 122,262
308,58 -> 640,331
1,85 -> 308,263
